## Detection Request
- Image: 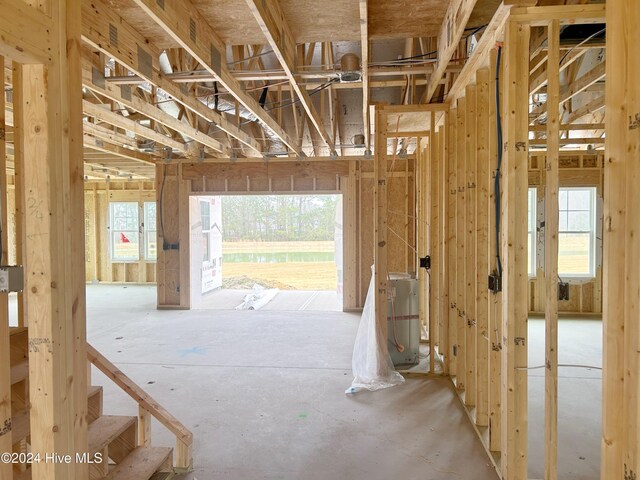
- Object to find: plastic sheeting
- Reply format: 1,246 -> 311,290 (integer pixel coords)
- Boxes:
235,284 -> 279,310
346,267 -> 405,394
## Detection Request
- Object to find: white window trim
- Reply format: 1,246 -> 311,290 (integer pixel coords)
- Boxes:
143,202 -> 157,262
528,187 -> 537,278
558,186 -> 597,279
109,202 -> 141,262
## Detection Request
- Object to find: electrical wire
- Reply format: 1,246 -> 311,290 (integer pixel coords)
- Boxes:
494,45 -> 504,280
560,27 -> 606,65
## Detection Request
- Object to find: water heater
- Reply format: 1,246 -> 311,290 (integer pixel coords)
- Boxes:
386,273 -> 420,367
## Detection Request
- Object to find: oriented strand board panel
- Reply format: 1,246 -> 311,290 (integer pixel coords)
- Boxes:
107,0 -> 360,47
368,0 -> 449,39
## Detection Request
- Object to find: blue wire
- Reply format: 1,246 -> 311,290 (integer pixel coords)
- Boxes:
494,46 -> 503,279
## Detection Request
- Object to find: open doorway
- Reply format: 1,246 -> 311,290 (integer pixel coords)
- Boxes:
189,194 -> 343,311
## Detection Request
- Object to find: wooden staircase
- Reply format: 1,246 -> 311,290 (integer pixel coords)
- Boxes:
9,327 -> 192,480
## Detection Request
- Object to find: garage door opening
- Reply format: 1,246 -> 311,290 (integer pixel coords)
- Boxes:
189,194 -> 343,311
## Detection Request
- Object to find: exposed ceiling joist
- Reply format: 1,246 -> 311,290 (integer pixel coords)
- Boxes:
360,0 -> 370,151
81,0 -> 262,156
422,0 -> 481,103
83,134 -> 156,165
130,0 -> 302,155
245,0 -> 336,153
81,60 -> 228,156
83,100 -> 186,153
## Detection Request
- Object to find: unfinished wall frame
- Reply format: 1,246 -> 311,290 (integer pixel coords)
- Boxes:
430,3 -> 606,479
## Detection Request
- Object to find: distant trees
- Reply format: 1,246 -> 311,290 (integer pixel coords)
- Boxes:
222,195 -> 339,242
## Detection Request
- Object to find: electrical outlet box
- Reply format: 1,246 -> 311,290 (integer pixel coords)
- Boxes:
419,256 -> 431,270
488,273 -> 502,293
558,282 -> 570,301
0,265 -> 24,293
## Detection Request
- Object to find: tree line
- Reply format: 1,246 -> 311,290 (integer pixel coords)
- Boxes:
221,195 -> 339,242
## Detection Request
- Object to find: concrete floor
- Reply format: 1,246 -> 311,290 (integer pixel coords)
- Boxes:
7,286 -> 602,479
194,288 -> 342,311
86,285 -> 497,480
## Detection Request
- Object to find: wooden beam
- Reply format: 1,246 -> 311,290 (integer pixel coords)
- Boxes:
130,0 -> 301,154
422,0 -> 480,103
509,3 -> 606,26
601,1 -> 629,478
465,84 -> 477,408
83,134 -> 156,166
544,19 -> 560,480
80,61 -> 228,155
0,0 -> 53,64
447,108 -> 457,380
456,98 -> 467,391
0,53 -> 12,480
529,61 -> 606,123
447,4 -> 513,104
360,0 -> 370,151
475,67 -> 490,429
83,100 -> 186,153
245,0 -> 335,152
83,121 -> 139,149
80,0 -> 261,156
566,95 -> 604,124
374,106 -> 388,366
500,20 -> 530,479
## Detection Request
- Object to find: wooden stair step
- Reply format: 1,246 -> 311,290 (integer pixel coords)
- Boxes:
88,385 -> 102,399
10,360 -> 28,385
105,447 -> 173,480
88,415 -> 137,454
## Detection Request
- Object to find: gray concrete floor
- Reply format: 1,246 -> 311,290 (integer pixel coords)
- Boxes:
8,286 -> 602,479
195,288 -> 342,311
86,285 -> 497,480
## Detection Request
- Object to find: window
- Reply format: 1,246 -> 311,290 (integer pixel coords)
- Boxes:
109,202 -> 140,261
144,202 -> 157,261
558,187 -> 596,277
200,200 -> 211,262
528,188 -> 537,277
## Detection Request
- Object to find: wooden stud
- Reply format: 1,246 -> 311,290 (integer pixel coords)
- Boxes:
456,98 -> 467,390
465,84 -> 477,407
601,2 -> 628,478
0,53 -> 12,480
544,19 -> 560,480
475,68 -> 490,428
374,106 -> 388,359
447,109 -> 457,378
500,20 -> 530,479
439,120 -> 450,375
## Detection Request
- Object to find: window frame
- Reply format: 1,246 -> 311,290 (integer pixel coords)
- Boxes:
527,187 -> 537,278
109,202 -> 141,262
557,186 -> 597,279
143,201 -> 157,262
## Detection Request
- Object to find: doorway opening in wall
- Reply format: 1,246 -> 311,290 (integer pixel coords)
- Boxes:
189,194 -> 343,312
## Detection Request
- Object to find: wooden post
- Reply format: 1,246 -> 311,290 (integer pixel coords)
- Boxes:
488,47 -> 502,454
544,19 -> 560,480
343,160 -> 358,310
417,136 -> 427,340
13,2 -> 88,473
374,107 -> 389,357
440,122 -> 450,375
465,84 -> 477,407
139,405 -> 152,447
500,20 -> 530,480
429,111 -> 437,373
456,99 -> 467,390
0,53 -> 12,480
447,110 -> 458,378
475,67 -> 491,428
602,1 -> 630,479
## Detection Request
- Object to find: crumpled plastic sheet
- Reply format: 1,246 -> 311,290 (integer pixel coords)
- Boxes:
235,284 -> 279,310
346,267 -> 404,394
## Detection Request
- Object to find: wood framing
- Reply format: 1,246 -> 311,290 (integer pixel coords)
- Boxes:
500,19 -> 530,479
544,19 -> 560,480
129,0 -> 302,154
245,0 -> 335,152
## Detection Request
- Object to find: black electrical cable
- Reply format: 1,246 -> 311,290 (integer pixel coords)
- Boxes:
494,45 -> 504,279
159,166 -> 167,249
213,82 -> 219,111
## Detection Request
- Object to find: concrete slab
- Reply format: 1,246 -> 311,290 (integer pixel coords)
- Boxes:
194,288 -> 342,311
86,285 -> 497,480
